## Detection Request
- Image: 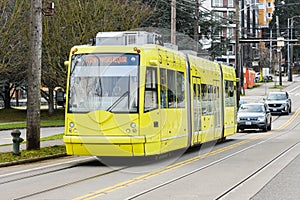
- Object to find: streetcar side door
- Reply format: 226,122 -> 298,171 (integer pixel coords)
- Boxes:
159,68 -> 188,153
191,76 -> 202,144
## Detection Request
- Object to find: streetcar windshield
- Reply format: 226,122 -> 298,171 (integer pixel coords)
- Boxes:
68,53 -> 139,113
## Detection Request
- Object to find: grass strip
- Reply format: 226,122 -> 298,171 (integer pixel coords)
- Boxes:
0,145 -> 66,164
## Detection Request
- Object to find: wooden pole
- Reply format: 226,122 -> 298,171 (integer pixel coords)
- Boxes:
27,0 -> 42,150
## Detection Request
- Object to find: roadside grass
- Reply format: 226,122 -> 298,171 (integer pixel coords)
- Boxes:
0,134 -> 66,164
269,84 -> 286,89
41,133 -> 64,141
0,108 -> 65,129
0,145 -> 66,164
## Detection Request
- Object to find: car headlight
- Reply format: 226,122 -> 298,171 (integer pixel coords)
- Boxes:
258,116 -> 265,122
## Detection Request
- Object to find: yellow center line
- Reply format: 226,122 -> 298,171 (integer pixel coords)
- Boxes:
74,108 -> 300,200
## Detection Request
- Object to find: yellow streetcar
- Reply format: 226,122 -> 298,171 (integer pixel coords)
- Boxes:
63,31 -> 237,157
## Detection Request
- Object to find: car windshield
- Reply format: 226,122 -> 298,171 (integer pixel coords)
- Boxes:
267,93 -> 286,100
239,104 -> 264,113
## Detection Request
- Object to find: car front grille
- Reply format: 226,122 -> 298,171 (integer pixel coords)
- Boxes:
268,103 -> 282,108
240,117 -> 258,121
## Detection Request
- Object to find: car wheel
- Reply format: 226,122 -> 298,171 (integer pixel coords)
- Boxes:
289,105 -> 292,113
286,107 -> 290,115
267,121 -> 272,131
262,123 -> 268,132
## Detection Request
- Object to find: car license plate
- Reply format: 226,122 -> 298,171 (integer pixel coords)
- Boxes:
246,122 -> 251,125
273,109 -> 277,111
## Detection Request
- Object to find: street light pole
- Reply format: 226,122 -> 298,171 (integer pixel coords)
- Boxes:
287,17 -> 291,81
287,16 -> 300,82
276,16 -> 283,86
235,0 -> 241,106
171,0 -> 176,45
194,0 -> 199,52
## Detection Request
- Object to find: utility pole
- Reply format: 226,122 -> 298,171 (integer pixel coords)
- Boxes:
27,0 -> 43,150
276,16 -> 282,86
194,0 -> 199,52
235,0 -> 241,106
287,17 -> 291,81
171,0 -> 176,44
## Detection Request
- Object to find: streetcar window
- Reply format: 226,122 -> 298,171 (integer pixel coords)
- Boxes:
224,80 -> 235,107
201,84 -> 207,115
159,69 -> 185,109
176,71 -> 185,108
144,67 -> 158,112
167,70 -> 176,108
207,85 -> 213,114
160,69 -> 167,108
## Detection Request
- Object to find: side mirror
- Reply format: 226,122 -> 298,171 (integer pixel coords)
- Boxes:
64,61 -> 69,68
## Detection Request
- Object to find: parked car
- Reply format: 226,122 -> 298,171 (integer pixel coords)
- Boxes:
237,102 -> 272,132
265,91 -> 292,115
255,72 -> 273,82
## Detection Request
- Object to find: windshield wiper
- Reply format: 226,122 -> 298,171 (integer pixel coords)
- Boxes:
107,91 -> 129,112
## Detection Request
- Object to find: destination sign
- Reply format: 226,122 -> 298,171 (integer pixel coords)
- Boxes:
83,54 -> 139,66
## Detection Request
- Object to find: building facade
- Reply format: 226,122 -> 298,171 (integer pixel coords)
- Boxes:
200,0 -> 275,70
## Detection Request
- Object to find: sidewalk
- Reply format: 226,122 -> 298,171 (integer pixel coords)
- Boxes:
240,75 -> 296,104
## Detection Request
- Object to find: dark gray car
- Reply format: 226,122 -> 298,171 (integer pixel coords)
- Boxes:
237,103 -> 272,132
265,91 -> 292,115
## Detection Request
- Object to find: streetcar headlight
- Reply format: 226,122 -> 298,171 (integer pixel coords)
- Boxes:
69,122 -> 75,128
126,129 -> 131,133
130,123 -> 136,128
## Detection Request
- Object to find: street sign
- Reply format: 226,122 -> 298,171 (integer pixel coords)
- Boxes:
277,37 -> 284,47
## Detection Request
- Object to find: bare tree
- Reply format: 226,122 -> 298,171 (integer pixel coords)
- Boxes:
41,0 -> 152,115
0,0 -> 29,109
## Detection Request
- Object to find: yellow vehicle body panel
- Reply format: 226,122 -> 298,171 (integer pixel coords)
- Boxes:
64,43 -> 237,157
188,55 -> 224,144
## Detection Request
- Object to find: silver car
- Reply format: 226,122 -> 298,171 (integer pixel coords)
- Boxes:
237,103 -> 272,132
265,91 -> 292,115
